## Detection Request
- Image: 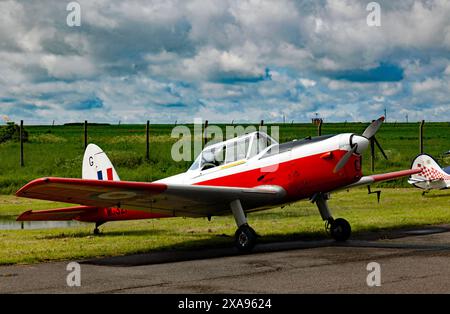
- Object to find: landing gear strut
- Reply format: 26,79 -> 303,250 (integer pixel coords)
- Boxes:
93,222 -> 105,235
313,193 -> 351,242
230,199 -> 257,252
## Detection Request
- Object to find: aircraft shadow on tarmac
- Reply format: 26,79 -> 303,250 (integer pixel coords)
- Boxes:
82,225 -> 450,267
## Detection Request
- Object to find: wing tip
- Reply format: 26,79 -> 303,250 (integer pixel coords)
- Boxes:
16,210 -> 32,221
16,177 -> 52,197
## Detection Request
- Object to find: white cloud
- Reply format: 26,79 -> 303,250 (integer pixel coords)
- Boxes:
380,82 -> 403,96
181,46 -> 264,81
444,65 -> 450,75
0,0 -> 449,123
412,78 -> 443,94
40,55 -> 97,79
299,78 -> 317,88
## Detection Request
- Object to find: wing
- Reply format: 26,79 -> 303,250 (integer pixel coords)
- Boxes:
16,177 -> 286,217
17,206 -> 97,221
334,169 -> 422,192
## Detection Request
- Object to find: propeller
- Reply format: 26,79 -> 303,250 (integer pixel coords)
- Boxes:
365,117 -> 388,171
333,144 -> 358,173
333,116 -> 388,173
362,116 -> 384,138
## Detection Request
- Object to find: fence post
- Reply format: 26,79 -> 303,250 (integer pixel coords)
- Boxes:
203,120 -> 209,146
370,139 -> 375,172
318,120 -> 322,136
146,120 -> 150,161
20,120 -> 24,167
84,120 -> 88,149
419,120 -> 425,154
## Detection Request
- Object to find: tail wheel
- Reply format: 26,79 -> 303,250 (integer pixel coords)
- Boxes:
93,222 -> 104,235
234,225 -> 257,252
330,218 -> 351,242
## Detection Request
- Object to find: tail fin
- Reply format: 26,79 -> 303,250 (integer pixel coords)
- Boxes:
409,154 -> 447,185
82,144 -> 120,181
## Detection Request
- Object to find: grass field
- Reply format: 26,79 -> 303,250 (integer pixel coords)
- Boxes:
0,188 -> 449,265
0,122 -> 449,265
0,122 -> 449,194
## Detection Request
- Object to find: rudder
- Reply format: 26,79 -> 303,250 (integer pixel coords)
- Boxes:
410,154 -> 447,181
82,144 -> 120,181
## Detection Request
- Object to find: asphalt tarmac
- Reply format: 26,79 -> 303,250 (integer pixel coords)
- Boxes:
1,225 -> 450,293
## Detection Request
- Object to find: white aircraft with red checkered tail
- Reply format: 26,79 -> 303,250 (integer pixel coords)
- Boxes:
15,117 -> 421,252
409,154 -> 450,191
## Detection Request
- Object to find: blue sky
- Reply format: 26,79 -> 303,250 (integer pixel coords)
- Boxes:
0,0 -> 449,124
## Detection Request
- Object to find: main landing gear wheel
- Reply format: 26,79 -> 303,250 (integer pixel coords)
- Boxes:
328,218 -> 351,242
235,225 -> 257,252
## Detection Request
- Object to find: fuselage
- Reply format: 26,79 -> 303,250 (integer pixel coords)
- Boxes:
158,133 -> 364,203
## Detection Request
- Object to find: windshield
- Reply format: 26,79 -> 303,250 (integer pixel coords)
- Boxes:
189,132 -> 277,171
248,132 -> 274,158
225,137 -> 250,164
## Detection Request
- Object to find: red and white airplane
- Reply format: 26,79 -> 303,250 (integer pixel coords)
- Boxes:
16,117 -> 421,251
409,153 -> 450,192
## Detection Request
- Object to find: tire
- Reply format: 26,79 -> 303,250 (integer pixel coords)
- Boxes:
330,218 -> 351,242
235,225 -> 257,252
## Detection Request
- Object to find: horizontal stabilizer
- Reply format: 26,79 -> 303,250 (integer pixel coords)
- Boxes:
334,168 -> 421,192
17,206 -> 97,221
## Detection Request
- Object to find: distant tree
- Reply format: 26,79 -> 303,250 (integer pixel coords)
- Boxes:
0,122 -> 28,143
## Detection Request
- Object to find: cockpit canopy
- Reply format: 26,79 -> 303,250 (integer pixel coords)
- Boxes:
189,131 -> 278,171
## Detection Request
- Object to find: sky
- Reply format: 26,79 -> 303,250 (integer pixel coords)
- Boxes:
0,0 -> 449,124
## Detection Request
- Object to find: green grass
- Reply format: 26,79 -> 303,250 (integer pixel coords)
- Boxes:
0,122 -> 449,194
0,122 -> 449,264
0,188 -> 449,265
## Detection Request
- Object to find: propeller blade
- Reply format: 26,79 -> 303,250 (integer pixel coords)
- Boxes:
333,144 -> 358,173
374,137 -> 388,160
362,116 -> 385,139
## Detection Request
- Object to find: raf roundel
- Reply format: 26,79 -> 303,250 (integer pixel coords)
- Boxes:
98,191 -> 137,200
